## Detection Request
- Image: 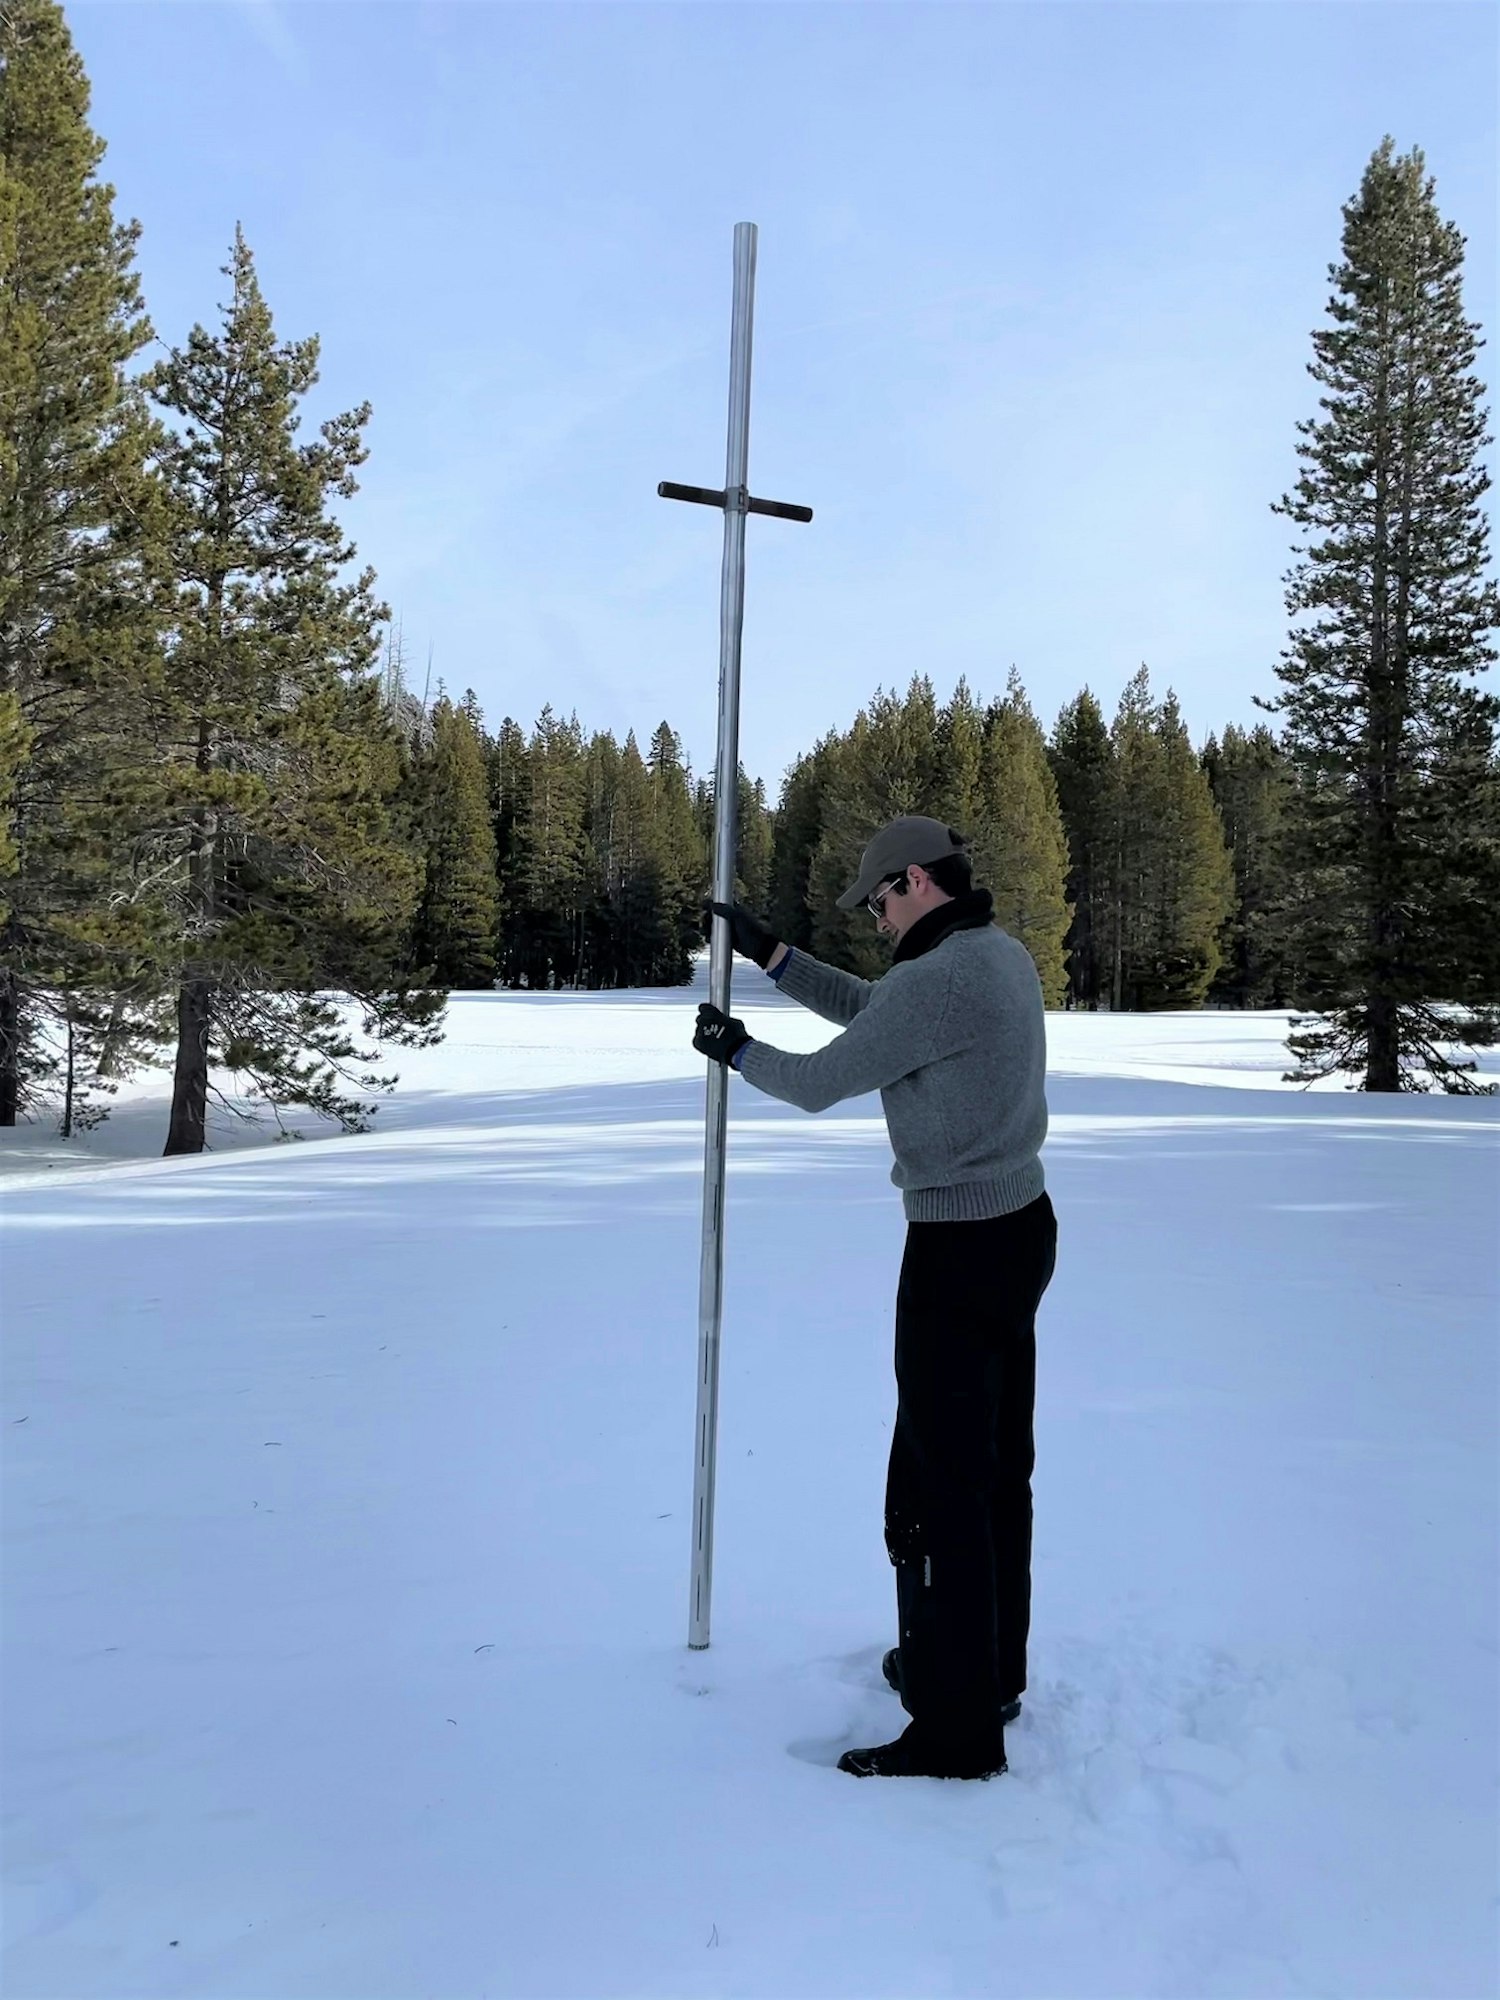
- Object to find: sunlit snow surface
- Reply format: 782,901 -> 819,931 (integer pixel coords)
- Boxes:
3,961 -> 1497,1999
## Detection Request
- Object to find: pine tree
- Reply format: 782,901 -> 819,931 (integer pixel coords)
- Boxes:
1430,703 -> 1500,1008
606,730 -> 675,985
0,688 -> 28,910
137,231 -> 440,1153
1147,691 -> 1235,1008
646,721 -> 705,982
1106,667 -> 1166,1010
1106,668 -> 1233,1010
409,696 -> 499,989
808,678 -> 944,974
1202,723 -> 1296,1007
767,734 -> 838,951
379,619 -> 429,749
692,773 -> 714,862
1048,689 -> 1115,1007
735,769 -> 773,911
693,761 -> 773,914
1263,138 -> 1500,1091
980,672 -> 1072,1006
0,0 -> 157,1125
576,727 -> 615,986
933,678 -> 987,835
488,713 -> 528,954
506,704 -> 589,987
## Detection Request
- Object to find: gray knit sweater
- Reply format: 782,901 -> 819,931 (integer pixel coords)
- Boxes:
736,924 -> 1048,1222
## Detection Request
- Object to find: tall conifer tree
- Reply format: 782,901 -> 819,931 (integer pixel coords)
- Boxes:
933,678 -> 987,834
1202,723 -> 1295,1007
139,233 -> 439,1152
809,678 -> 944,973
692,773 -> 713,859
981,672 -> 1072,1006
1048,689 -> 1115,1007
1106,667 -> 1165,1010
1264,138 -> 1500,1090
692,762 -> 773,916
767,734 -> 838,952
488,713 -> 528,945
508,704 -> 589,988
410,696 -> 499,989
607,729 -> 675,985
0,690 -> 29,914
1106,668 -> 1233,1010
1148,691 -> 1235,1007
0,0 -> 156,1124
646,721 -> 705,980
735,769 -> 773,912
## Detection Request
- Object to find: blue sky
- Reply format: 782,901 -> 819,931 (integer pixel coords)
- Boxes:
71,1 -> 1497,794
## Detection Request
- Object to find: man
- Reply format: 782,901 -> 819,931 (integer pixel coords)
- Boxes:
694,816 -> 1055,1782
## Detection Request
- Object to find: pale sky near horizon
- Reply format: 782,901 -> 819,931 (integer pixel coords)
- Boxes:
69,1 -> 1497,795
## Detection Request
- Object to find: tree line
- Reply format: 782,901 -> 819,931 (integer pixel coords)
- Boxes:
402,683 -> 763,995
2,0 -> 1496,1155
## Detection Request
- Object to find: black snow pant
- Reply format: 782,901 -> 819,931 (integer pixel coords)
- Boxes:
883,1193 -> 1057,1750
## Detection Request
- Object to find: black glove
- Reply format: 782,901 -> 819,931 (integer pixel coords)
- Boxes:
704,900 -> 779,971
694,1003 -> 751,1067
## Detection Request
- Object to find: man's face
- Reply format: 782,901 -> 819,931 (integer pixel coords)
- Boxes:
869,863 -> 944,942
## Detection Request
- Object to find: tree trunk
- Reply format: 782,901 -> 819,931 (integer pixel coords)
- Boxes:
163,977 -> 212,1154
95,993 -> 131,1078
61,1008 -> 77,1140
0,966 -> 18,1126
1365,991 -> 1400,1091
166,704 -> 218,1155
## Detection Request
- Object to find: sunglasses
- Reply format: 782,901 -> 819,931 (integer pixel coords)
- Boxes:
866,873 -> 908,919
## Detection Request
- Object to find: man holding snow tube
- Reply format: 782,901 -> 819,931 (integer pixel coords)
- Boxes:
694,815 -> 1055,1781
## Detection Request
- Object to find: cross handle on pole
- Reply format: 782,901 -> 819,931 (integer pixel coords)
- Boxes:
658,480 -> 814,525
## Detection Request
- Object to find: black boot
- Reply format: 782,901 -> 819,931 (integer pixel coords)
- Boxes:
882,1646 -> 1022,1726
838,1719 -> 1006,1781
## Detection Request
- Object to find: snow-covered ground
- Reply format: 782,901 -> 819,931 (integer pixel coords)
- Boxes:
3,962 -> 1497,1999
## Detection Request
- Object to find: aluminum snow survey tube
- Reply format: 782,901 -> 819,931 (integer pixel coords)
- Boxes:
658,224 -> 811,1649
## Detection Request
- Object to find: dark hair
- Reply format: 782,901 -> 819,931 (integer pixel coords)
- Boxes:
921,827 -> 973,898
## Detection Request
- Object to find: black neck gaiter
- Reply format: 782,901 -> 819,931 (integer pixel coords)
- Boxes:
891,887 -> 996,966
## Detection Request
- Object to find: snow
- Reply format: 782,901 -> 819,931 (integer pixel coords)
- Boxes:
3,962 -> 1497,1999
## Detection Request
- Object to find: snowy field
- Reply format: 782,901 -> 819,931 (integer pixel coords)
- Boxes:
2,960 -> 1498,2000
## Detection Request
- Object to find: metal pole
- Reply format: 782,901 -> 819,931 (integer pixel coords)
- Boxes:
661,226 -> 807,1649
689,222 -> 757,1650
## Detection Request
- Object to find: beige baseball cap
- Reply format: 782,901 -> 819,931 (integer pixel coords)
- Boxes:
836,815 -> 967,910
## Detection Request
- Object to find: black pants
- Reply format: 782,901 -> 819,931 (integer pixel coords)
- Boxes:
883,1193 -> 1057,1749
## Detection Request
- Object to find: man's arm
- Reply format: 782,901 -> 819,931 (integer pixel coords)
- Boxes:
764,944 -> 880,1028
738,960 -> 958,1113
708,903 -> 877,1026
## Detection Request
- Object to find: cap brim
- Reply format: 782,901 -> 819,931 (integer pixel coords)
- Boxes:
835,872 -> 879,912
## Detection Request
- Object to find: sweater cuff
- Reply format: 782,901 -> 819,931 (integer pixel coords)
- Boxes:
729,1039 -> 752,1071
767,948 -> 793,984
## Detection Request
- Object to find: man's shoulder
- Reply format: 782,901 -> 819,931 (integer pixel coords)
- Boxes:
879,922 -> 1029,990
950,923 -> 1039,986
866,952 -> 943,1008
945,921 -> 1012,957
